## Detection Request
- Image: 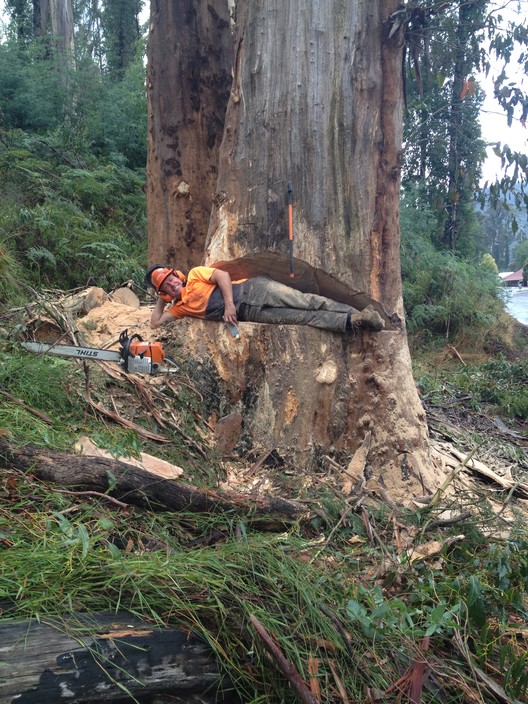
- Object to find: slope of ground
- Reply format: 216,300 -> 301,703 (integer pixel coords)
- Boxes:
1,290 -> 528,703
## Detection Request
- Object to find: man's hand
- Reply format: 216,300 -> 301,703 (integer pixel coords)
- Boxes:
210,269 -> 237,324
150,296 -> 176,329
223,301 -> 237,325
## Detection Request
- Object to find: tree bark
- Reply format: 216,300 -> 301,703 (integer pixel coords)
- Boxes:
33,0 -> 50,37
146,0 -> 438,503
146,0 -> 233,270
0,612 -> 227,704
49,0 -> 75,64
0,440 -> 304,524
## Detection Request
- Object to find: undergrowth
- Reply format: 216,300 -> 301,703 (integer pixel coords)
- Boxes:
0,347 -> 216,483
414,354 -> 528,420
1,341 -> 528,702
1,470 -> 527,702
0,130 -> 147,294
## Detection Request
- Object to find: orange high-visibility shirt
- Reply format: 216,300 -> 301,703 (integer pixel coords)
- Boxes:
167,266 -> 246,319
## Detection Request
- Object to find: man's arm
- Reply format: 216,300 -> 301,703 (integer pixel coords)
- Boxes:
210,269 -> 237,324
150,297 -> 177,329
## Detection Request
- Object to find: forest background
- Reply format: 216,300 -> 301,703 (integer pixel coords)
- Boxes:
1,0 -> 528,342
2,1 -> 528,703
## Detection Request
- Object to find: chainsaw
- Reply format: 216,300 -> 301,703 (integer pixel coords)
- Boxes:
22,329 -> 178,375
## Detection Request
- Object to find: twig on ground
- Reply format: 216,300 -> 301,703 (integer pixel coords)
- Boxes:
83,364 -> 169,443
424,511 -> 472,531
168,412 -> 208,458
0,388 -> 54,424
51,488 -> 130,509
319,605 -> 355,660
244,449 -> 273,477
427,448 -> 478,510
249,614 -> 320,704
310,504 -> 353,563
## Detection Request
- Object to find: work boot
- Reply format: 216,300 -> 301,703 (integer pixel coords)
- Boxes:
347,305 -> 385,332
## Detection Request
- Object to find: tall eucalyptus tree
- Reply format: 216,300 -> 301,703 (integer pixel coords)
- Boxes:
146,0 -> 437,502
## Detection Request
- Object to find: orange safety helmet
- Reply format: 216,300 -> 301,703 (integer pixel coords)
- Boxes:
145,265 -> 186,292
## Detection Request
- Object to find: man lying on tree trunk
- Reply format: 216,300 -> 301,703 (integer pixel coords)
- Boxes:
146,265 -> 385,334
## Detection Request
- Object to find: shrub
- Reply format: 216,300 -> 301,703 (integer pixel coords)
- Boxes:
0,131 -> 146,291
0,235 -> 25,310
401,187 -> 504,341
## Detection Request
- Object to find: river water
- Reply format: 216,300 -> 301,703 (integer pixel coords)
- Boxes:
505,288 -> 528,325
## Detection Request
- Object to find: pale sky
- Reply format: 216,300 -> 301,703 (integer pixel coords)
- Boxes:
479,0 -> 528,183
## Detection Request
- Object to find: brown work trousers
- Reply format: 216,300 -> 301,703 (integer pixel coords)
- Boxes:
236,277 -> 356,333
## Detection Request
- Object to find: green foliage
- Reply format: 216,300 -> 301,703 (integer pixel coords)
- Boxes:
0,8 -> 148,293
101,0 -> 144,79
415,355 -> 528,419
0,352 -> 87,448
477,201 -> 524,271
0,38 -> 147,168
342,516 -> 528,700
347,583 -> 462,642
401,187 -> 504,341
0,38 -> 72,131
515,240 -> 528,270
0,131 -> 146,290
480,252 -> 499,274
403,2 -> 528,255
2,461 -> 528,702
0,235 -> 25,310
0,442 -> 365,702
80,51 -> 148,169
482,146 -> 528,215
402,1 -> 487,252
91,429 -> 143,461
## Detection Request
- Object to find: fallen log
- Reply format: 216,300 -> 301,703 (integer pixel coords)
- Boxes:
0,611 -> 230,704
0,441 -> 305,524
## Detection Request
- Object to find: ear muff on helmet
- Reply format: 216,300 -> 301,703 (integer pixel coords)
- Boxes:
145,265 -> 186,292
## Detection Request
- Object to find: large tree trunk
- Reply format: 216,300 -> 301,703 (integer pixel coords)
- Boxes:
49,0 -> 75,64
146,0 -> 233,270
147,0 -> 438,503
33,0 -> 50,37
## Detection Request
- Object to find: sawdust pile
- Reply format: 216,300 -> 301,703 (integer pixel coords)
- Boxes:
77,300 -> 153,349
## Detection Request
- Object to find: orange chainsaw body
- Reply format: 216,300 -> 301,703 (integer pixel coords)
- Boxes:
127,339 -> 165,364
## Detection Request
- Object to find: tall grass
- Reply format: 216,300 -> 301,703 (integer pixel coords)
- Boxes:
0,236 -> 25,311
1,465 -> 528,702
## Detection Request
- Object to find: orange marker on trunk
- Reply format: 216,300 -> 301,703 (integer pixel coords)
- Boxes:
287,182 -> 294,278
